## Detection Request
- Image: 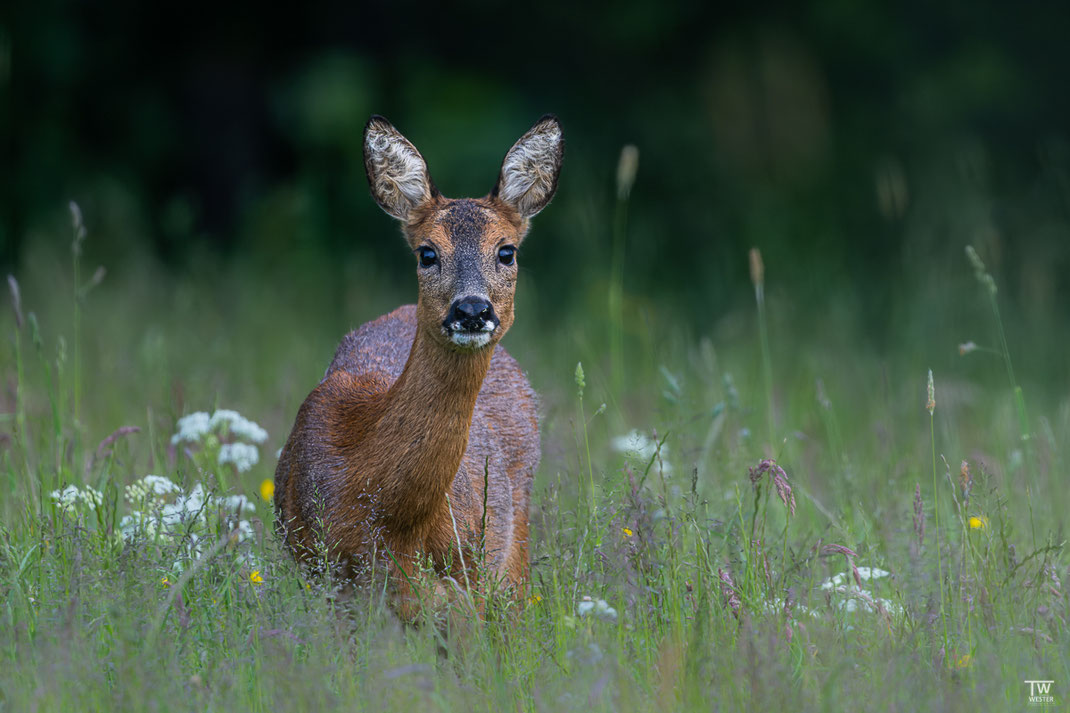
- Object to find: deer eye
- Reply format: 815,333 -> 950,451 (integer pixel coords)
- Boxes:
417,247 -> 438,268
497,245 -> 516,266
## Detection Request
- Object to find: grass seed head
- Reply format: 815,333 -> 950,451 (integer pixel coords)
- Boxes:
821,544 -> 861,586
70,200 -> 87,254
616,144 -> 639,200
749,247 -> 764,289
748,458 -> 796,516
926,370 -> 935,414
6,275 -> 22,330
718,568 -> 741,618
965,245 -> 997,295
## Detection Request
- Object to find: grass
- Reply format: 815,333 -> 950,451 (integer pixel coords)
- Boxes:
0,209 -> 1067,712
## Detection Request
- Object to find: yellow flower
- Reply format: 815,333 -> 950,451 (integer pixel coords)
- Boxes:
161,576 -> 171,588
250,570 -> 264,585
622,527 -> 633,537
528,594 -> 542,605
260,479 -> 275,501
968,516 -> 988,530
955,653 -> 973,669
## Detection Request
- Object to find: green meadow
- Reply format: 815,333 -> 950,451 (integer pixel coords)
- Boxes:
1,182 -> 1066,711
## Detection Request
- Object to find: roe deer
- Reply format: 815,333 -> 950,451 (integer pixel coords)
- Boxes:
274,115 -> 563,614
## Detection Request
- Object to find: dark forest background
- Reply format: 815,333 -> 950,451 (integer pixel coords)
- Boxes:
3,0 -> 1069,359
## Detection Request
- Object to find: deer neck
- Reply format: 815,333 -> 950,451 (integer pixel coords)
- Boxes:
369,324 -> 492,534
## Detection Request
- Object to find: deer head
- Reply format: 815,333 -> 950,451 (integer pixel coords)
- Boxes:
363,115 -> 563,351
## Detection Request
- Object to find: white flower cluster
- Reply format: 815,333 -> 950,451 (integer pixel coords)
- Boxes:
209,410 -> 268,444
216,493 -> 256,515
762,597 -> 820,619
219,443 -> 259,472
612,430 -> 672,474
123,474 -> 181,502
819,567 -> 890,590
577,596 -> 617,620
119,475 -> 257,558
819,567 -> 901,615
50,484 -> 104,513
171,412 -> 212,445
171,408 -> 269,473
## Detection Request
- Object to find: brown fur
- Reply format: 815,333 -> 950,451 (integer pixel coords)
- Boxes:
274,116 -> 562,615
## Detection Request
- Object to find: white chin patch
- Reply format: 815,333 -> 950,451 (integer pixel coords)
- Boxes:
449,331 -> 492,349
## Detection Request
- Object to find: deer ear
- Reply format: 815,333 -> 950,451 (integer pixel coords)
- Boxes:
363,116 -> 437,221
492,115 -> 564,219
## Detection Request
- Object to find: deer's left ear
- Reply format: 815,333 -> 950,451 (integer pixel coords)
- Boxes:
492,115 -> 564,219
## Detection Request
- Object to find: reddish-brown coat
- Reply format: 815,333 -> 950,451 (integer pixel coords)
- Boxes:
275,305 -> 539,610
274,116 -> 560,616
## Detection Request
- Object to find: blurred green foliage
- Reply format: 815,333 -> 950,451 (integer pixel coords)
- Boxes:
2,0 -> 1069,353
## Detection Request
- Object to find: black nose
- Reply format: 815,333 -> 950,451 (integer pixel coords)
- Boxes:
447,296 -> 496,332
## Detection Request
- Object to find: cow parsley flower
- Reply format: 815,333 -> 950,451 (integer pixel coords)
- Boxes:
171,412 -> 212,445
612,430 -> 671,473
159,483 -> 209,528
50,485 -> 81,511
125,474 -> 181,503
120,510 -> 159,539
210,410 -> 268,444
577,596 -> 617,620
219,442 -> 259,473
234,519 -> 254,542
217,493 -> 256,515
820,567 -> 890,589
50,485 -> 103,512
172,409 -> 268,448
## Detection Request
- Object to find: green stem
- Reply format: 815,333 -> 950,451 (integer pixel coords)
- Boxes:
756,283 -> 775,448
73,249 -> 81,428
608,195 -> 629,396
931,411 -> 949,664
988,293 -> 1033,487
579,391 -> 596,519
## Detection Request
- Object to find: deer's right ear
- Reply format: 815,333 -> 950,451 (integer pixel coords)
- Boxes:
363,116 -> 437,222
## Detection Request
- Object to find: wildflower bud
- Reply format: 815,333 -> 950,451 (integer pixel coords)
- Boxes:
574,362 -> 586,396
926,369 -> 935,414
6,274 -> 22,330
749,247 -> 764,289
616,145 -> 639,201
958,460 -> 972,504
